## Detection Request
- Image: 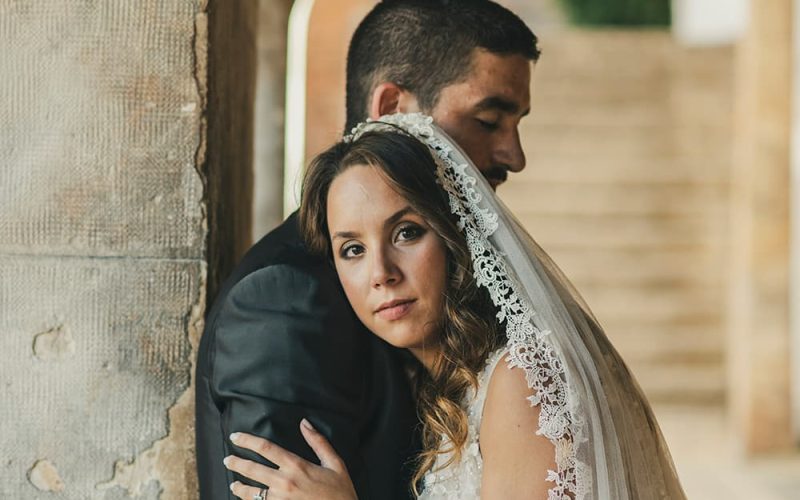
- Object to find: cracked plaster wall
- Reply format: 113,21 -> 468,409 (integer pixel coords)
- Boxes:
1,1 -> 258,498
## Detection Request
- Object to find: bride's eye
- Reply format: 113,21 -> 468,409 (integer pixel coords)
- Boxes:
340,243 -> 365,259
395,224 -> 425,243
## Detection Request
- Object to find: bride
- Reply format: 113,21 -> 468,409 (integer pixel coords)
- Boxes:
223,114 -> 686,499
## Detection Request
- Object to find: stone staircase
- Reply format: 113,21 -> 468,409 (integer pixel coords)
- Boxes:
501,29 -> 735,404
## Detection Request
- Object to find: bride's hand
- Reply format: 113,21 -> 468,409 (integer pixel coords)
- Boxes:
224,419 -> 358,500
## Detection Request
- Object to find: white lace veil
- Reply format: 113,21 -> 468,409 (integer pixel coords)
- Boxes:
346,113 -> 686,500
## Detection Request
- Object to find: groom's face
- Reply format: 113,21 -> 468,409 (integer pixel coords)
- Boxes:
430,49 -> 531,190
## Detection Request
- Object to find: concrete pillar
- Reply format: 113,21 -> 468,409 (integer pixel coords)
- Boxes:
281,0 -> 373,215
793,0 -> 800,438
303,0 -> 375,160
729,0 -> 794,453
0,0 -> 258,497
253,0 -> 293,238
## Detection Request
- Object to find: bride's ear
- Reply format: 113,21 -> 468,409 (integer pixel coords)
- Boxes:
369,82 -> 421,119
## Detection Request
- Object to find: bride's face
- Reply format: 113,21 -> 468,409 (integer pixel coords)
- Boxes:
326,164 -> 447,369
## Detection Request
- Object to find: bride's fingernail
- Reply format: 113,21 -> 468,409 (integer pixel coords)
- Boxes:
223,456 -> 231,467
230,432 -> 241,442
300,418 -> 315,431
229,481 -> 239,492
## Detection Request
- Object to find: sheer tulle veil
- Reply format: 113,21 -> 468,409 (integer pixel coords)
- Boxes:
346,113 -> 687,500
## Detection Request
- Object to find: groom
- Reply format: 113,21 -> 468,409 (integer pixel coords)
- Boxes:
195,1 -> 540,498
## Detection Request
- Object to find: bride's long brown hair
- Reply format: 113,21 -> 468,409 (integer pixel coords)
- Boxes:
299,130 -> 502,496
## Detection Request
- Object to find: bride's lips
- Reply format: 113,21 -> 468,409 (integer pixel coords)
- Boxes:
374,299 -> 416,321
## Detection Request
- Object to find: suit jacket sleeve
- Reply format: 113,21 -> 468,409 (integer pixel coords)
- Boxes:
209,263 -> 367,491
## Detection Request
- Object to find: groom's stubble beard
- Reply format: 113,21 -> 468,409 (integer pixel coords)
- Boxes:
483,165 -> 509,189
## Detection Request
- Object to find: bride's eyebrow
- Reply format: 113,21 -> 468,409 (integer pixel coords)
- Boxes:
383,206 -> 415,228
331,206 -> 416,241
331,230 -> 358,241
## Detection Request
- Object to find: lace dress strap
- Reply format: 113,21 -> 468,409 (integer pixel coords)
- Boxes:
471,347 -> 510,424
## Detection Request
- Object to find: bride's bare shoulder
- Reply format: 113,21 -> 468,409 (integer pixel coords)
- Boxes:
479,361 -> 556,498
481,361 -> 545,439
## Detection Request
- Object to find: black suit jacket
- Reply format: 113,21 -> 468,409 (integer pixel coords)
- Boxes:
195,212 -> 420,499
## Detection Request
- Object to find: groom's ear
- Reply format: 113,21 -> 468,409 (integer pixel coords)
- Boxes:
369,82 -> 421,119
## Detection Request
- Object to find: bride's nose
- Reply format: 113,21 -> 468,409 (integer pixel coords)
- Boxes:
370,249 -> 401,288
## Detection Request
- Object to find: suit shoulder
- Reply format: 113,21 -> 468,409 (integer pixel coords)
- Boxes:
225,261 -> 344,311
211,261 -> 362,353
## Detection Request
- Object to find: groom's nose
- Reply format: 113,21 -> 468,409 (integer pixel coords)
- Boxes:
494,126 -> 526,173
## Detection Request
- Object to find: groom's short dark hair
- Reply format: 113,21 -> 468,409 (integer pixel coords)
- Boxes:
345,0 -> 540,132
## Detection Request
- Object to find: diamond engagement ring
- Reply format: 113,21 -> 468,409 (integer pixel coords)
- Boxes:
253,489 -> 267,500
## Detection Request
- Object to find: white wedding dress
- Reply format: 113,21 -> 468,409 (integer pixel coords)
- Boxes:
419,348 -> 507,499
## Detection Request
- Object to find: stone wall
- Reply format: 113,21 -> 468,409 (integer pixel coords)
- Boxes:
0,1 -> 258,497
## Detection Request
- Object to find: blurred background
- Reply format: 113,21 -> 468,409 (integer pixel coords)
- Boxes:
1,0 -> 798,498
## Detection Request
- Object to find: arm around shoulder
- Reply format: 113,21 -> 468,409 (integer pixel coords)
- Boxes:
479,361 -> 556,499
210,263 -> 366,467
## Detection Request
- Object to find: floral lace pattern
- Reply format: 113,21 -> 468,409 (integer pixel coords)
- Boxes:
347,114 -> 590,499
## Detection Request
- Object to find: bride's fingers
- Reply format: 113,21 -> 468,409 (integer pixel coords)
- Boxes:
229,481 -> 267,500
299,418 -> 347,474
230,432 -> 300,469
224,455 -> 283,489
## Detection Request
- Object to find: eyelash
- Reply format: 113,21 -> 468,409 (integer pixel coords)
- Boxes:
396,224 -> 424,241
340,243 -> 364,259
338,224 -> 426,260
476,118 -> 499,131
